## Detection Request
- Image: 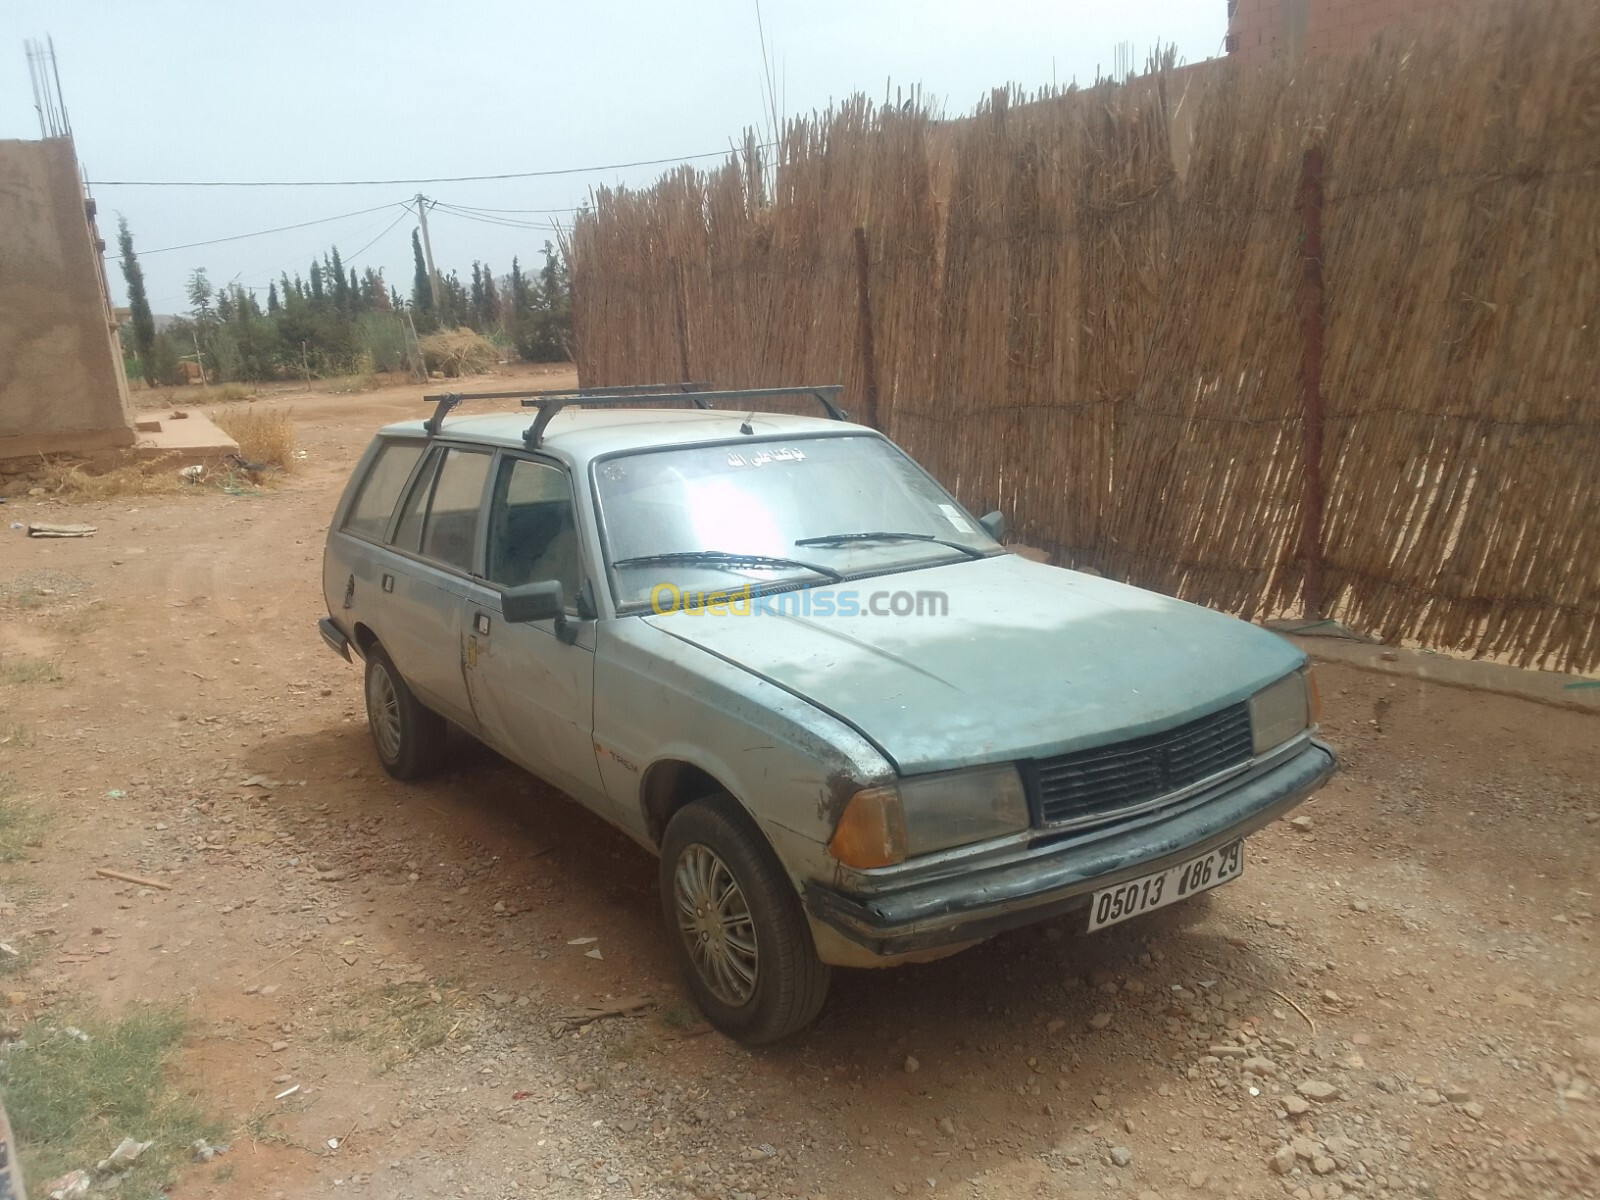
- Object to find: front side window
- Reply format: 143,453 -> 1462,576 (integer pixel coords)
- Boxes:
342,438 -> 424,540
391,445 -> 492,573
485,457 -> 582,604
594,434 -> 999,609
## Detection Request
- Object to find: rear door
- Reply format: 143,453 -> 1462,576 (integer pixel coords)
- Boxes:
325,435 -> 426,637
457,452 -> 608,811
373,443 -> 493,728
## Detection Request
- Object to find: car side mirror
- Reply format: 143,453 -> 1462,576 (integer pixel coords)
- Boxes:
979,510 -> 1007,540
503,580 -> 565,624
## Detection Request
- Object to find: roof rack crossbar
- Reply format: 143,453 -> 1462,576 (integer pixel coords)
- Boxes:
520,385 -> 848,447
421,382 -> 712,436
421,382 -> 850,447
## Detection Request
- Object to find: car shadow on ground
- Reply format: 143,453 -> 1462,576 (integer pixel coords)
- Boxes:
254,721 -> 1297,1089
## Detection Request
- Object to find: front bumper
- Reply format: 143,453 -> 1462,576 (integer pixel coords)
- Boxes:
804,738 -> 1336,957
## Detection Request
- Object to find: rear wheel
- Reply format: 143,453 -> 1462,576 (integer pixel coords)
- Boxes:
660,795 -> 830,1044
363,644 -> 447,780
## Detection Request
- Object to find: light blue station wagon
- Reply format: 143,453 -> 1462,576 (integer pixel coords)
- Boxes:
320,385 -> 1335,1042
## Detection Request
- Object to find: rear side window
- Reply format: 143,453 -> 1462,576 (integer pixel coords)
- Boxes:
342,439 -> 423,539
392,445 -> 492,573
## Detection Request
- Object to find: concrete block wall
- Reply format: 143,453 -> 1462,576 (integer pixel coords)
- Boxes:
0,136 -> 135,460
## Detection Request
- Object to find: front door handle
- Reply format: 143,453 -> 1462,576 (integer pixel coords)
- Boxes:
474,612 -> 492,635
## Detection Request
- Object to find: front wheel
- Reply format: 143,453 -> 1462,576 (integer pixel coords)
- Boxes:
660,795 -> 830,1044
363,644 -> 448,780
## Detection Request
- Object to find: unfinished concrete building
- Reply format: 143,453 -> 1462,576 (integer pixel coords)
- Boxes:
0,134 -> 138,462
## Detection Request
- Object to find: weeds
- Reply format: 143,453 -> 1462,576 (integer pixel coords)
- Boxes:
0,941 -> 41,979
0,722 -> 32,750
0,655 -> 62,686
0,776 -> 45,861
31,453 -> 185,501
212,407 -> 297,472
0,1003 -> 219,1197
200,383 -> 254,403
321,982 -> 472,1072
43,602 -> 110,638
658,1002 -> 699,1029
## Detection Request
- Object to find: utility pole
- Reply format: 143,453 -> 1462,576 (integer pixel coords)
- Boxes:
415,193 -> 441,313
191,330 -> 208,386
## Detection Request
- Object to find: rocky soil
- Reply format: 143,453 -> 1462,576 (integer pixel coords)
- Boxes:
0,368 -> 1595,1200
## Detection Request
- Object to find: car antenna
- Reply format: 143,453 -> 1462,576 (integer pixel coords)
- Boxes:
740,409 -> 756,435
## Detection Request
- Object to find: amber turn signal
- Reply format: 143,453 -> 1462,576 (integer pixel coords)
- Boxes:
828,786 -> 907,869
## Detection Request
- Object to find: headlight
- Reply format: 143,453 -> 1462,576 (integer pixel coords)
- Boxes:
1249,667 -> 1316,755
829,764 -> 1029,868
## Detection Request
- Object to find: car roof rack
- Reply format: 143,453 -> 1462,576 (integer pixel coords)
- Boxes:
421,382 -> 711,437
422,383 -> 850,447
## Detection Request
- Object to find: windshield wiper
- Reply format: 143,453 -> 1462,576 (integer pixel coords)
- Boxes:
795,530 -> 985,560
611,550 -> 843,582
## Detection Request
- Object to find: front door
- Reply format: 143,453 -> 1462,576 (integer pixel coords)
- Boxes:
460,453 -> 606,811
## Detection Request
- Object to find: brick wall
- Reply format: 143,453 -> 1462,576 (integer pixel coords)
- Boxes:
1227,0 -> 1494,61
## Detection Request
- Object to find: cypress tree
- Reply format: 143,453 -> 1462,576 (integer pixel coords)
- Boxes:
481,262 -> 499,326
115,216 -> 157,380
410,230 -> 434,325
330,246 -> 349,310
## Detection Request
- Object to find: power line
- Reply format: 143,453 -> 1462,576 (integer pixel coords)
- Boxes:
131,201 -> 407,256
86,144 -> 767,188
346,203 -> 416,262
438,201 -> 587,215
429,203 -> 564,233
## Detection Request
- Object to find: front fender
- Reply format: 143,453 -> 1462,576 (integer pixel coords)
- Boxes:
594,616 -> 893,882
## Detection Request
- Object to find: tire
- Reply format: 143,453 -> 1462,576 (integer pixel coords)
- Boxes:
660,795 -> 831,1045
363,643 -> 448,780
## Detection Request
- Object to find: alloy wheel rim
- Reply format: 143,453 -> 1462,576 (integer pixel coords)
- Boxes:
674,843 -> 759,1006
367,664 -> 403,762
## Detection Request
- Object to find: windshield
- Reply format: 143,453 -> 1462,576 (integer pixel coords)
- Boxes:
594,434 -> 1000,609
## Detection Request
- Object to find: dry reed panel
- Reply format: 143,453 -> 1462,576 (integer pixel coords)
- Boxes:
1109,60 -> 1313,619
855,111 -> 941,437
572,183 -> 681,386
568,0 -> 1600,671
1319,0 -> 1600,670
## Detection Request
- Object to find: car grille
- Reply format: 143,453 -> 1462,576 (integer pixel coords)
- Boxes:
1028,702 -> 1254,827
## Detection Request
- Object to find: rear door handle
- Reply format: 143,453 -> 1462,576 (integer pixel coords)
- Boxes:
474,612 -> 492,635
381,572 -> 394,593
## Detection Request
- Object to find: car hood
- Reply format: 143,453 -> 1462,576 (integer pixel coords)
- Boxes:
642,554 -> 1304,775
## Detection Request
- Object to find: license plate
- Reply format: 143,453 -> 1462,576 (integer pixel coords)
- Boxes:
1086,840 -> 1244,931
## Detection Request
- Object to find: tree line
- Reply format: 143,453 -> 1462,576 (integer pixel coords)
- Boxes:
115,217 -> 573,387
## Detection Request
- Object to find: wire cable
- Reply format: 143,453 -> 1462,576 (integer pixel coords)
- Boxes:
435,201 -> 587,215
345,202 -> 416,262
87,145 -> 767,188
131,201 -> 407,255
429,203 -> 565,233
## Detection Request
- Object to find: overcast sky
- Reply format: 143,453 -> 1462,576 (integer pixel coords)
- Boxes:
2,1 -> 1224,313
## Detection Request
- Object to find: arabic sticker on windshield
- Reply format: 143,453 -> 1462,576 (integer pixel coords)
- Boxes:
938,503 -> 975,533
726,447 -> 807,468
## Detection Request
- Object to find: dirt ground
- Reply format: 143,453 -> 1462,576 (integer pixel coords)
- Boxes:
1,366 -> 1596,1200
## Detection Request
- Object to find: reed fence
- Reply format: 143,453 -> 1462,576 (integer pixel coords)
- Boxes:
571,0 -> 1600,672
